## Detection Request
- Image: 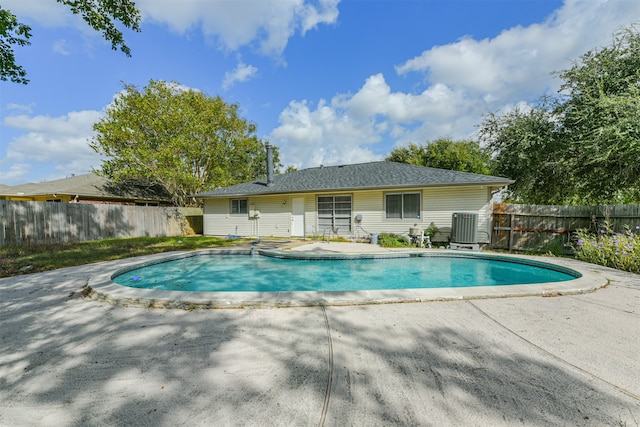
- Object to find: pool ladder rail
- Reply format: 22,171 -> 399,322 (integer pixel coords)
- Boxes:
322,227 -> 339,243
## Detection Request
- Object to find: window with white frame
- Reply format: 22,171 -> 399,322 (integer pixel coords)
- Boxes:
317,195 -> 352,232
385,192 -> 421,219
230,198 -> 248,215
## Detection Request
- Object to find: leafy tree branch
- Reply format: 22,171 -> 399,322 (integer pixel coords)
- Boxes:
0,0 -> 141,84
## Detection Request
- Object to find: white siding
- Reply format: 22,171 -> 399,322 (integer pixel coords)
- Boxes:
203,196 -> 291,238
423,186 -> 492,243
203,199 -> 252,236
340,186 -> 492,242
202,185 -> 493,242
352,189 -> 428,236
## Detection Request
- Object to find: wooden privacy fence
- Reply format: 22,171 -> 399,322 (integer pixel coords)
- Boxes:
492,203 -> 640,252
0,200 -> 203,246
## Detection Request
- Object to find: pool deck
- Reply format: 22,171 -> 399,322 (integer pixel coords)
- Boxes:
1,242 -> 639,425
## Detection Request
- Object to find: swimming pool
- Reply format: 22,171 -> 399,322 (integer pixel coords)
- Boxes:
112,251 -> 580,293
86,248 -> 605,309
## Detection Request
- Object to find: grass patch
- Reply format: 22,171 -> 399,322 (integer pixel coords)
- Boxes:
0,236 -> 252,278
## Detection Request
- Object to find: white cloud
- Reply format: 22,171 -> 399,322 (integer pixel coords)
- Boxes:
2,0 -> 71,27
4,103 -> 35,113
270,98 -> 383,169
300,0 -> 340,33
271,95 -> 388,169
52,39 -> 71,55
395,0 -> 640,100
1,111 -> 103,183
273,0 -> 640,170
270,73 -> 489,169
4,0 -> 340,58
222,60 -> 258,90
0,162 -> 32,183
338,74 -> 462,124
137,0 -> 340,57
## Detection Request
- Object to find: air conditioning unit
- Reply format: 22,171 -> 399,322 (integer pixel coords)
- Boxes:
451,212 -> 478,244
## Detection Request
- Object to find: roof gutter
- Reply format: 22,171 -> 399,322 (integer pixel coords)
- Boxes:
195,180 -> 515,198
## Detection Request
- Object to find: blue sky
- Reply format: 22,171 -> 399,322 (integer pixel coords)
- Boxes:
1,0 -> 639,185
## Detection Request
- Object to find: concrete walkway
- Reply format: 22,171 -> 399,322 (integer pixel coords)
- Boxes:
1,246 -> 639,426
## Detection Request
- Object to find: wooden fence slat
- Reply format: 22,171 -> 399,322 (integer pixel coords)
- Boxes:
0,200 -> 203,246
491,203 -> 640,253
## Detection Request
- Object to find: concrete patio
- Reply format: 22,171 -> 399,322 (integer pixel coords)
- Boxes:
0,244 -> 638,426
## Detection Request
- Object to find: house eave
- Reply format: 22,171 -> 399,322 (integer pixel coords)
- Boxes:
196,180 -> 514,199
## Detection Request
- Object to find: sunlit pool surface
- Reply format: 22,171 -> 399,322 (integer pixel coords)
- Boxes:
112,253 -> 580,293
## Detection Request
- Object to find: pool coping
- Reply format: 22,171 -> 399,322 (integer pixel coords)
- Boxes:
85,247 -> 610,309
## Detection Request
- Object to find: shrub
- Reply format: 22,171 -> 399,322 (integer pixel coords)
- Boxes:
572,223 -> 640,273
378,233 -> 410,248
424,222 -> 439,240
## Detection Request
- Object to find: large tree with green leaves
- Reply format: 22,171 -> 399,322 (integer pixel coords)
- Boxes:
386,138 -> 493,175
91,80 -> 278,207
555,25 -> 640,203
1,1 -> 141,84
479,25 -> 640,204
478,97 -> 574,204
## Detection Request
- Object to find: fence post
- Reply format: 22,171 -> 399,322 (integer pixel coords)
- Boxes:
508,213 -> 515,252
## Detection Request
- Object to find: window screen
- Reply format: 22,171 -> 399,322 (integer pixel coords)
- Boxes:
230,199 -> 248,214
317,195 -> 352,232
385,192 -> 421,219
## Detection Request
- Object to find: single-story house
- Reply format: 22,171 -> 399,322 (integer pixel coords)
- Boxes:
194,159 -> 514,244
0,173 -> 173,206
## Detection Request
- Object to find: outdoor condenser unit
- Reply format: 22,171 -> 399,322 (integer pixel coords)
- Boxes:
451,212 -> 478,244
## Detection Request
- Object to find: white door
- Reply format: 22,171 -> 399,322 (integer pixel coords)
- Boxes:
291,197 -> 305,237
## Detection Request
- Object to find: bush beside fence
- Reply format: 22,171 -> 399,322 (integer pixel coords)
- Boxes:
0,200 -> 203,246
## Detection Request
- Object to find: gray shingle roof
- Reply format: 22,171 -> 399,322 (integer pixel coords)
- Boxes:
0,173 -> 172,202
194,161 -> 513,198
1,173 -> 106,197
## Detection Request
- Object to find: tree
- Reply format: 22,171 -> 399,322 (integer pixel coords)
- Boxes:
478,98 -> 572,204
554,25 -> 640,203
479,25 -> 640,204
386,142 -> 427,166
91,80 -> 279,207
284,165 -> 298,173
1,1 -> 141,84
386,138 -> 493,175
0,7 -> 32,84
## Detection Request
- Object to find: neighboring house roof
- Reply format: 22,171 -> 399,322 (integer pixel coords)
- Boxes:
194,161 -> 514,198
0,173 -> 173,202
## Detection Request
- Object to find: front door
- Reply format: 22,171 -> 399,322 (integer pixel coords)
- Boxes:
291,197 -> 305,237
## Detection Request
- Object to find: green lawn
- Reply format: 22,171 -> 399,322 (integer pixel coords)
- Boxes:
0,236 -> 255,278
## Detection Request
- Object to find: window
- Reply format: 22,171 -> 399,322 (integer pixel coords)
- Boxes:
230,198 -> 248,214
385,192 -> 421,219
317,195 -> 352,232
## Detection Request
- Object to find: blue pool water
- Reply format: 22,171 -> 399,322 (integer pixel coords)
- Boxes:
112,254 -> 579,292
